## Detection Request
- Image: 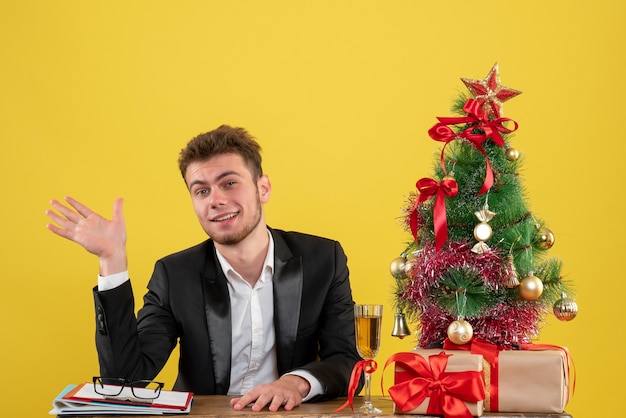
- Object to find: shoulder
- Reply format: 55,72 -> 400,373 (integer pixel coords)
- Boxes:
270,228 -> 345,258
270,228 -> 338,247
157,239 -> 214,267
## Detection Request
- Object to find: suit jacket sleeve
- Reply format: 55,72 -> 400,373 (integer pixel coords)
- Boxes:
93,241 -> 225,395
93,261 -> 178,381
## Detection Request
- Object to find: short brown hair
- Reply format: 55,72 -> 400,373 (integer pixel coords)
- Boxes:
178,125 -> 263,180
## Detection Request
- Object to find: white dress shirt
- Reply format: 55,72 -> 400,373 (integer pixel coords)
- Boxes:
214,236 -> 279,395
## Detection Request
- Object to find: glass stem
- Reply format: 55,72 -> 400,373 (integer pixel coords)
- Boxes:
364,370 -> 372,405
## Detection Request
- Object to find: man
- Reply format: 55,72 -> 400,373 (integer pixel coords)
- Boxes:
46,125 -> 361,412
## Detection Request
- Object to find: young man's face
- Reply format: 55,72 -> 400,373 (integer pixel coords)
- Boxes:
185,153 -> 271,246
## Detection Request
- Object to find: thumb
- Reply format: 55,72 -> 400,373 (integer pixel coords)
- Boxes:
112,198 -> 125,223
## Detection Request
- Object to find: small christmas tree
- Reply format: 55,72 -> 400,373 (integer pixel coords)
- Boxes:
391,63 -> 578,349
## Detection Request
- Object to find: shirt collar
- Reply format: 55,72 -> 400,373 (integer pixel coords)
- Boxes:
215,229 -> 274,285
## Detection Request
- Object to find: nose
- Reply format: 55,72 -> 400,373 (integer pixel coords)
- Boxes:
207,188 -> 227,207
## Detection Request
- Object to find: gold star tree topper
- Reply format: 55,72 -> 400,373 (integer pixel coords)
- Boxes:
461,63 -> 522,118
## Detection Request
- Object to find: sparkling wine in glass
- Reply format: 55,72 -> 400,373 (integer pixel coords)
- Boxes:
354,304 -> 383,414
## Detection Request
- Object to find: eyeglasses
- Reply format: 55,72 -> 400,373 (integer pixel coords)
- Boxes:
92,376 -> 164,401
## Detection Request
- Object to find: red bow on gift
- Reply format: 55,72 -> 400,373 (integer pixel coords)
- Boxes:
383,351 -> 485,418
428,98 -> 518,195
444,338 -> 502,411
409,176 -> 458,251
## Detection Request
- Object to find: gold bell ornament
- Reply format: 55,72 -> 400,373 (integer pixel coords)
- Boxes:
391,310 -> 412,339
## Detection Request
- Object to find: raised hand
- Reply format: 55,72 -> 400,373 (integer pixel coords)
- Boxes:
46,196 -> 128,276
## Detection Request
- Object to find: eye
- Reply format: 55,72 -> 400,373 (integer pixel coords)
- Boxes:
195,188 -> 209,196
224,181 -> 236,188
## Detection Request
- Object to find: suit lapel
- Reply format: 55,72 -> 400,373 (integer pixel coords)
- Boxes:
271,229 -> 303,374
202,246 -> 232,394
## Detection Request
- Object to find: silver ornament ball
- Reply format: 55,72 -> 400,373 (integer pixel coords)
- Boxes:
553,297 -> 578,321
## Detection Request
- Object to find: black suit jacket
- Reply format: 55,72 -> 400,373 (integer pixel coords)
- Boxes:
93,228 -> 361,401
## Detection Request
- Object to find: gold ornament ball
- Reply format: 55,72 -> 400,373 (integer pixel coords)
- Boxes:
553,297 -> 578,321
535,227 -> 555,249
505,147 -> 519,161
390,257 -> 407,279
404,257 -> 417,276
519,274 -> 544,300
447,319 -> 473,345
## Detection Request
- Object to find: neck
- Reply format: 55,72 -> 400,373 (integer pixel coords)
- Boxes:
216,225 -> 270,286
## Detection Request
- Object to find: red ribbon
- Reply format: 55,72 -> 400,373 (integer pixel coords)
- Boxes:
383,351 -> 485,418
410,177 -> 458,251
428,98 -> 518,195
444,338 -> 501,411
434,99 -> 518,147
333,359 -> 377,412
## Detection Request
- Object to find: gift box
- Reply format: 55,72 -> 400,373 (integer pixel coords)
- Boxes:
482,347 -> 570,413
439,339 -> 572,413
388,349 -> 485,417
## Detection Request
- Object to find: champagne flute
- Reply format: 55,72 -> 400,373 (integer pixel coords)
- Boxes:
354,304 -> 383,414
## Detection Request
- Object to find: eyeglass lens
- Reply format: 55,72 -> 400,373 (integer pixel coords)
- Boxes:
93,377 -> 163,399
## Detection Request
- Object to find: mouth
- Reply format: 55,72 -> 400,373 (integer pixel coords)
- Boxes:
211,212 -> 239,222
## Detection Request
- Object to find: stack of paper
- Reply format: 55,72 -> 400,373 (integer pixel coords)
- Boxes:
50,383 -> 193,415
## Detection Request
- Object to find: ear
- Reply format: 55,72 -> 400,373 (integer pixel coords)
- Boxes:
258,174 -> 271,203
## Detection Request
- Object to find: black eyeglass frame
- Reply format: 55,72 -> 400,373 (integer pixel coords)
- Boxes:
92,376 -> 164,400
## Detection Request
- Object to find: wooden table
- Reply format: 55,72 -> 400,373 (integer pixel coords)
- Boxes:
79,395 -> 573,417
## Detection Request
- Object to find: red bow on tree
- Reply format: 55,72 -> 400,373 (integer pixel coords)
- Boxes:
410,176 -> 458,251
428,98 -> 518,195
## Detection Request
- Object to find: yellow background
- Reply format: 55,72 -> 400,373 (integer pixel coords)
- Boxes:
1,1 -> 623,416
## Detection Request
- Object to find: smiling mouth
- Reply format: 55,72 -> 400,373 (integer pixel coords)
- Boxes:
211,212 -> 239,222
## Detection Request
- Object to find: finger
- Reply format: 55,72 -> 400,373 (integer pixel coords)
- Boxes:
46,207 -> 79,231
268,395 -> 286,412
46,220 -> 74,241
49,199 -> 82,223
250,392 -> 273,412
231,393 -> 254,411
282,396 -> 299,411
64,196 -> 96,219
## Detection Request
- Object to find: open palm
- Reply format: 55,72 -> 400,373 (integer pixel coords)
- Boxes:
46,197 -> 127,269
